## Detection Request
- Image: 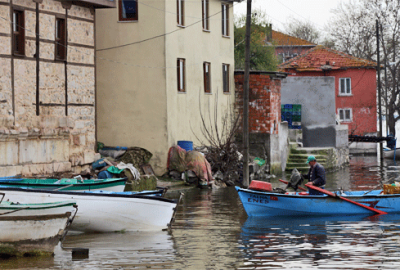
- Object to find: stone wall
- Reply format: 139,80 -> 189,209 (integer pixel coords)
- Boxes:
0,0 -> 98,176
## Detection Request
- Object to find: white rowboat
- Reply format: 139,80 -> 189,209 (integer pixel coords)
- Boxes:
0,199 -> 76,257
0,186 -> 180,232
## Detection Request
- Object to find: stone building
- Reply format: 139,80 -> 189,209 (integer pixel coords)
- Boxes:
0,0 -> 114,176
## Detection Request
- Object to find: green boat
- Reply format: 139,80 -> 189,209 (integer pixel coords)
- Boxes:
0,177 -> 127,192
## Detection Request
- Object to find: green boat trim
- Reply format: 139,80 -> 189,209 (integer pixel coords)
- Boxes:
0,177 -> 127,191
0,201 -> 77,211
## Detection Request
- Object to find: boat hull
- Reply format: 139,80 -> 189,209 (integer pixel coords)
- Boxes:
0,201 -> 76,216
0,178 -> 127,192
0,187 -> 178,232
0,212 -> 71,257
383,148 -> 400,159
236,186 -> 400,217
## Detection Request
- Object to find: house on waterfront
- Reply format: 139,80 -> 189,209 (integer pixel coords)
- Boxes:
96,0 -> 240,175
0,0 -> 115,176
280,45 -> 377,137
264,27 -> 316,64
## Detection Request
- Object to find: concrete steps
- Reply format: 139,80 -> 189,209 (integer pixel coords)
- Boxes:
285,143 -> 331,172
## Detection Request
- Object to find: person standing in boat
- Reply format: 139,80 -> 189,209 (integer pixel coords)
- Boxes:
303,155 -> 326,195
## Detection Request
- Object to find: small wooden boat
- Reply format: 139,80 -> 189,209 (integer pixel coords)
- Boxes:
0,186 -> 181,232
236,186 -> 400,217
0,177 -> 127,192
0,197 -> 76,257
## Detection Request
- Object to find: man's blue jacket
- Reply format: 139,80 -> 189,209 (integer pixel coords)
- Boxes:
303,163 -> 326,187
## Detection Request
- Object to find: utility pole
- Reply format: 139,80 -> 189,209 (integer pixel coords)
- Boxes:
243,0 -> 252,187
376,20 -> 383,162
384,62 -> 388,136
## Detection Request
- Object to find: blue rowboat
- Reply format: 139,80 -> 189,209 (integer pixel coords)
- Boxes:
235,186 -> 400,217
0,177 -> 127,192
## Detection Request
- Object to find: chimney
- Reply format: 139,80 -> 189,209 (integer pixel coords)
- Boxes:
266,23 -> 272,42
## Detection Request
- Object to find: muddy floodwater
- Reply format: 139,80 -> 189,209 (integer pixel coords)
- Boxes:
3,155 -> 400,269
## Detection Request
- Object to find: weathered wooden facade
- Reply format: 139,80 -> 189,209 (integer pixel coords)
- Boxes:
0,0 -> 114,176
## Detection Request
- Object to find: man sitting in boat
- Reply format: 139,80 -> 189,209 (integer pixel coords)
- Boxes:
303,155 -> 326,195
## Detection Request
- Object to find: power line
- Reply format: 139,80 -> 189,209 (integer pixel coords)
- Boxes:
272,0 -> 326,33
97,1 -> 240,52
0,1 -> 237,70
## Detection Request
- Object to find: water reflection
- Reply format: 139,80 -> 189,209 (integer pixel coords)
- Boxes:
56,231 -> 176,269
3,156 -> 400,269
239,214 -> 400,269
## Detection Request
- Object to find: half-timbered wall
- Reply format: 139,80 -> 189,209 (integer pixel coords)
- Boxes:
0,0 -> 97,176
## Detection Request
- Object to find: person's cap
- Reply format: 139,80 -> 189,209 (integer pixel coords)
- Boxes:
306,155 -> 316,164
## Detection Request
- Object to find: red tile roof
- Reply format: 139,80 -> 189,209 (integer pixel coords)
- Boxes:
279,45 -> 377,71
271,30 -> 315,46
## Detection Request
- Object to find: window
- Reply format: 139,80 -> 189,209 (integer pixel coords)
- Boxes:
12,9 -> 25,56
203,62 -> 211,93
55,18 -> 66,60
339,78 -> 351,95
221,3 -> 229,36
202,0 -> 209,30
177,58 -> 186,92
177,0 -> 184,26
119,0 -> 138,21
222,64 -> 229,93
338,108 -> 352,122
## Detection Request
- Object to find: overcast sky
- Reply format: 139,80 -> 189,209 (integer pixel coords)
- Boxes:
233,0 -> 347,34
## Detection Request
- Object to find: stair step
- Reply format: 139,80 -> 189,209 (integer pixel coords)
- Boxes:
288,158 -> 327,163
286,162 -> 327,167
289,153 -> 327,158
285,166 -> 309,172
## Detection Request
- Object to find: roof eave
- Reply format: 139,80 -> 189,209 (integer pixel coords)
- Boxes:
234,70 -> 288,78
59,0 -> 116,9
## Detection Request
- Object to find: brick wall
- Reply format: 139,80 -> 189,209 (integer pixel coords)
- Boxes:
235,72 -> 282,135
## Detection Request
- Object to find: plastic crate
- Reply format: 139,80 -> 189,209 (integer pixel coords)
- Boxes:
249,180 -> 272,192
284,111 -> 292,118
293,115 -> 301,122
293,104 -> 301,111
383,184 -> 400,194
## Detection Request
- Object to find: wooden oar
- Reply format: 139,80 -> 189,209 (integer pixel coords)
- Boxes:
279,179 -> 307,191
305,183 -> 387,215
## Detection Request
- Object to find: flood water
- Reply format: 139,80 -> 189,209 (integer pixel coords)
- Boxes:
3,155 -> 400,269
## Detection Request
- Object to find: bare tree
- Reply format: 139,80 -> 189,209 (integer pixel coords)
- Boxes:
284,17 -> 320,44
327,0 -> 400,137
190,89 -> 242,184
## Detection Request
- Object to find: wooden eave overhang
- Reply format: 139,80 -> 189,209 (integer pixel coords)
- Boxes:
235,70 -> 288,79
284,66 -> 378,72
59,0 -> 116,9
